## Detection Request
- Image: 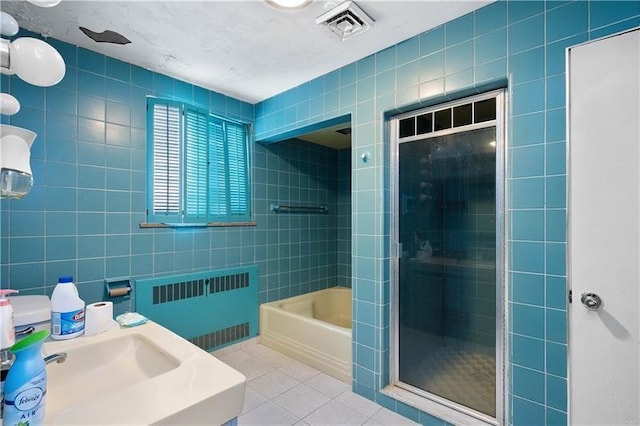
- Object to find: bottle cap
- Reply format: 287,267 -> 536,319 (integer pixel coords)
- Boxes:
0,289 -> 18,306
58,276 -> 73,283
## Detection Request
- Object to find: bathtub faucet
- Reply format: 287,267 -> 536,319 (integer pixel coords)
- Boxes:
44,352 -> 67,365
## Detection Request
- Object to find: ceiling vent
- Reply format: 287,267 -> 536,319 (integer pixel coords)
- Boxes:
315,1 -> 375,41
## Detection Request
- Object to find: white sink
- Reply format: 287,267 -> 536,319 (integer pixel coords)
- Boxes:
43,321 -> 246,425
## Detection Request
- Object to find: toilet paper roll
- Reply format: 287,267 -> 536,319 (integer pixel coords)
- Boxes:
84,301 -> 115,336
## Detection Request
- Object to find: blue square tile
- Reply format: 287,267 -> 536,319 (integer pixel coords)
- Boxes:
512,271 -> 544,306
508,14 -> 544,55
547,407 -> 567,426
420,51 -> 445,83
78,94 -> 105,121
512,396 -> 545,426
45,187 -> 77,212
11,107 -> 45,139
508,1 -> 544,24
78,212 -> 105,235
106,123 -> 130,147
546,242 -> 566,275
397,37 -> 420,65
589,17 -> 640,40
546,375 -> 567,411
11,78 -> 44,110
419,78 -> 445,102
78,70 -> 106,98
46,112 -> 77,142
546,176 -> 566,208
511,144 -> 544,178
55,67 -> 77,92
78,48 -> 105,74
78,141 -> 106,167
546,74 -> 566,109
9,211 -> 44,237
509,47 -> 544,84
106,78 -> 130,103
46,136 -> 78,165
105,168 -> 130,191
106,256 -> 130,278
546,209 -> 566,242
105,190 -> 130,212
547,1 -> 588,43
45,161 -> 77,187
512,79 -> 545,115
340,63 -> 357,87
445,13 -> 474,46
512,112 -> 544,147
210,92 -> 227,115
131,66 -> 153,89
511,177 -> 544,208
546,275 -> 567,310
9,237 -> 44,263
546,308 -> 567,344
546,342 -> 567,378
78,165 -> 105,189
445,40 -> 473,75
512,302 -> 545,338
106,235 -> 130,257
77,189 -> 105,212
511,202 -> 543,240
46,212 -> 76,236
475,58 -> 507,84
590,1 -> 640,30
420,25 -> 445,57
546,108 -> 565,143
512,333 -> 544,370
475,1 -> 507,36
105,146 -> 130,170
512,241 -> 544,273
445,69 -> 474,96
475,28 -> 507,65
46,87 -> 76,116
153,73 -> 174,97
46,236 -> 76,261
546,141 -> 567,176
175,80 -> 193,103
78,117 -> 105,143
396,61 -> 420,90
376,46 -> 396,74
78,258 -> 104,281
512,365 -> 545,403
9,263 -> 44,290
106,57 -> 130,82
106,101 -> 130,126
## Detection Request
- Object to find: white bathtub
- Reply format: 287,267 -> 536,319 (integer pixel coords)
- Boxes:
259,287 -> 352,382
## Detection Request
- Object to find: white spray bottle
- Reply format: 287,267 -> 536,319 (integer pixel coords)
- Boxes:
0,289 -> 19,420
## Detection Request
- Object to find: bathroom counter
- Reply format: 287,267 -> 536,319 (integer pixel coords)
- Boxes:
42,320 -> 246,425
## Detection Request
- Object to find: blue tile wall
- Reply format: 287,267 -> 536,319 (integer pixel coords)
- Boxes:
254,1 -> 640,425
0,32 -> 259,314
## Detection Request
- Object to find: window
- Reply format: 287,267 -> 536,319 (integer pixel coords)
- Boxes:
146,97 -> 251,225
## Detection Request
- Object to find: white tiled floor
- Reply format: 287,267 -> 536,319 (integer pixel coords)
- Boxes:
213,341 -> 418,426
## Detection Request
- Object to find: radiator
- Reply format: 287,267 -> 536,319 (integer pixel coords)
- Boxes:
135,265 -> 259,351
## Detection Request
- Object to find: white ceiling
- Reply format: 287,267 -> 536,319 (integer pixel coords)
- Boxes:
2,0 -> 491,104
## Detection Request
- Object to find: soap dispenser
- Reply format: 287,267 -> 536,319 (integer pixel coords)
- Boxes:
0,289 -> 18,420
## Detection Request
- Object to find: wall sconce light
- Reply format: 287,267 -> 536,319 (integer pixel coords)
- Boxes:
0,125 -> 36,199
0,37 -> 65,87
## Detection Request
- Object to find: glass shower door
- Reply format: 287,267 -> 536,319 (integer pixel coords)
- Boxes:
397,125 -> 498,418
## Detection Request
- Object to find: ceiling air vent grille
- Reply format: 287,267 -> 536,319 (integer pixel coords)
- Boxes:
315,1 -> 374,41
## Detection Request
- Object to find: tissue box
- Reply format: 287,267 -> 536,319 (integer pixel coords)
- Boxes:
9,295 -> 51,334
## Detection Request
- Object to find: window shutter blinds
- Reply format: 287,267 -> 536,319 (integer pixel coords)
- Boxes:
225,122 -> 249,218
152,102 -> 181,217
208,119 -> 228,219
184,107 -> 209,220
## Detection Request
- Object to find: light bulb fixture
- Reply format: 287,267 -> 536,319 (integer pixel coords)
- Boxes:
26,0 -> 62,7
0,11 -> 19,36
0,37 -> 66,87
0,124 -> 37,199
0,93 -> 20,115
266,0 -> 312,9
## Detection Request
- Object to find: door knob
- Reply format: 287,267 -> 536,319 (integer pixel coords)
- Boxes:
580,292 -> 603,311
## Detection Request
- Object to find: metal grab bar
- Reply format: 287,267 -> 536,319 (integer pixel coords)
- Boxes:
270,203 -> 328,214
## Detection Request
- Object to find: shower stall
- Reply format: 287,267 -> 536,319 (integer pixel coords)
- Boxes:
390,91 -> 505,424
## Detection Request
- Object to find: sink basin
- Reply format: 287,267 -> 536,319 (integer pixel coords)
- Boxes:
42,321 -> 246,425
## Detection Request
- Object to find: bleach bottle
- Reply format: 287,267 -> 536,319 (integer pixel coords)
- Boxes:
50,276 -> 85,340
2,329 -> 49,426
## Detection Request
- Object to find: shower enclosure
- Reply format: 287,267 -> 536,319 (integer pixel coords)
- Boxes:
390,91 -> 505,424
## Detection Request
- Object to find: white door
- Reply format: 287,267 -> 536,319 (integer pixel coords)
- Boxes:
568,29 -> 640,425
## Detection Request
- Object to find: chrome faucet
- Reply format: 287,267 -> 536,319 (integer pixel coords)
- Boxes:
44,352 -> 67,365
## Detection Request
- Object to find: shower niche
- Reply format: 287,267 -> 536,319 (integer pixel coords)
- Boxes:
390,91 -> 505,425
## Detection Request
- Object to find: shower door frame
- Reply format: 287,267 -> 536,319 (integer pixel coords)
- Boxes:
388,89 -> 507,426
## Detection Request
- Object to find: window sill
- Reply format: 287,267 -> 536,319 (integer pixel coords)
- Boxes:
139,222 -> 257,228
